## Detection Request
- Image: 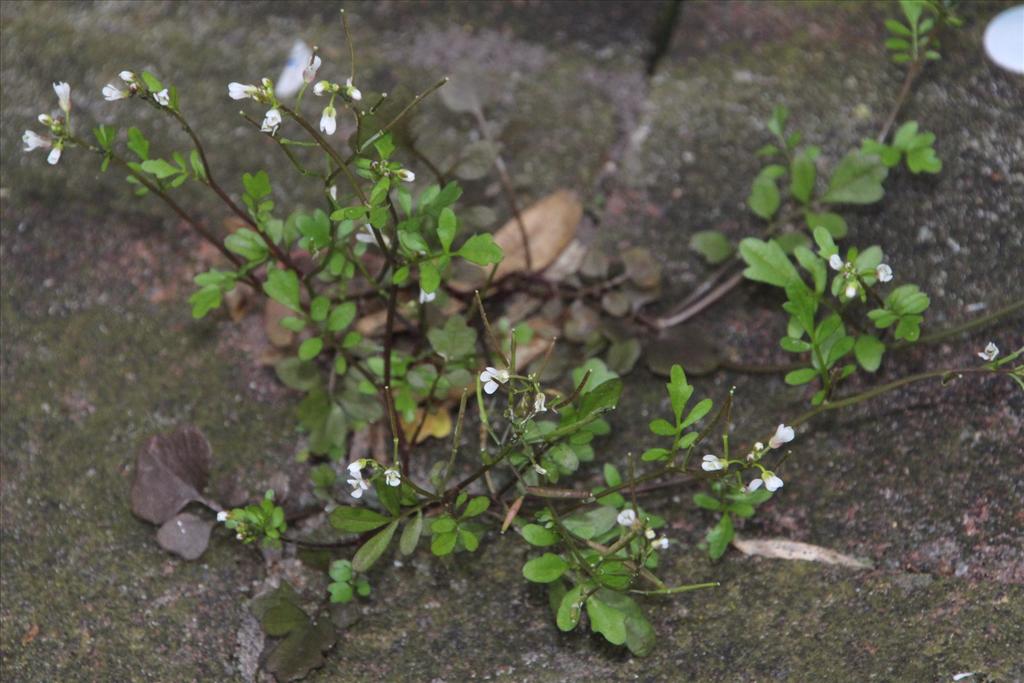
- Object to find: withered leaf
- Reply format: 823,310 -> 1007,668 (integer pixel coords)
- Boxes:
131,426 -> 218,525
156,512 -> 213,560
732,537 -> 874,569
252,583 -> 337,682
622,247 -> 662,289
449,191 -> 583,292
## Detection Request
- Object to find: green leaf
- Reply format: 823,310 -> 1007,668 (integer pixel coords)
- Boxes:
767,105 -> 789,139
189,285 -> 222,318
804,211 -> 848,239
522,524 -> 559,547
523,553 -> 568,583
427,315 -> 477,360
561,506 -> 618,540
885,18 -> 912,36
225,228 -> 269,262
899,0 -> 923,27
431,529 -> 458,556
707,514 -> 734,560
641,447 -> 669,462
462,496 -> 490,518
140,70 -> 164,93
419,261 -> 441,294
649,419 -> 676,437
327,302 -> 357,332
373,133 -> 395,160
813,226 -> 838,258
126,127 -> 150,160
263,267 -> 301,312
906,146 -> 941,174
681,398 -> 712,428
141,158 -> 179,179
689,230 -> 734,265
790,150 -> 816,203
586,594 -> 627,645
309,296 -> 330,322
399,512 -> 423,556
352,520 -> 398,572
793,246 -> 826,294
854,334 -> 886,372
738,238 -> 800,288
785,368 -> 818,385
666,364 -> 693,423
329,506 -> 391,533
747,165 -> 784,220
693,493 -> 722,511
578,379 -> 623,419
438,207 -> 457,251
298,337 -> 323,362
556,584 -> 585,631
275,358 -> 321,391
242,170 -> 271,200
457,233 -> 503,265
822,151 -> 887,205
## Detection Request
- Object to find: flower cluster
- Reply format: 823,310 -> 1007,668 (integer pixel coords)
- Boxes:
346,459 -> 402,500
616,508 -> 670,550
480,366 -> 510,395
313,76 -> 361,135
701,423 -> 793,493
22,82 -> 71,165
828,253 -> 893,300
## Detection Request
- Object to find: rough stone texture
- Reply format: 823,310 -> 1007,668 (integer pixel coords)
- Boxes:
2,1 -> 1023,681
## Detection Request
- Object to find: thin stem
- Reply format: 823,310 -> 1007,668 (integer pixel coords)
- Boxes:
899,299 -> 1024,348
878,62 -> 922,143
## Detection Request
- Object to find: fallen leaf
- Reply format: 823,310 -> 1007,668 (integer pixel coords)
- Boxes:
401,406 -> 452,444
156,512 -> 213,560
131,426 -> 218,525
622,247 -> 662,289
644,327 -> 720,377
450,191 -> 582,292
265,300 -> 296,348
732,537 -> 874,569
251,583 -> 336,682
501,496 -> 524,533
21,623 -> 39,646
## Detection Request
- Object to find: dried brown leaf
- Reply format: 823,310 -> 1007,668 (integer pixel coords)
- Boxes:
131,426 -> 218,525
732,537 -> 874,569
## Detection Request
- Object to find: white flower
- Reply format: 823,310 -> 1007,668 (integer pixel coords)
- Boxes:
346,461 -> 370,499
236,532 -> 244,541
303,54 -> 322,84
479,366 -> 510,394
616,508 -> 637,527
844,283 -> 858,299
313,80 -> 331,96
533,464 -> 548,476
644,528 -> 656,540
328,185 -> 337,201
22,130 -> 50,152
228,82 -> 259,100
260,108 -> 282,134
653,536 -> 669,550
119,70 -> 135,83
47,145 -> 62,165
977,342 -> 999,362
216,511 -> 229,522
153,89 -> 170,106
38,113 -> 54,127
768,424 -> 794,449
384,467 -> 401,487
701,454 -> 726,472
320,105 -> 337,135
53,81 -> 70,112
533,393 -> 547,413
395,169 -> 416,183
419,288 -> 436,304
875,263 -> 893,282
355,224 -> 389,248
102,83 -> 129,101
747,471 -> 784,493
344,77 -> 362,101
829,254 -> 844,271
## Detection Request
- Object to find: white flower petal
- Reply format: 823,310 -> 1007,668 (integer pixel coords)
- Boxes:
768,424 -> 795,449
484,380 -> 499,395
303,54 -> 322,84
320,106 -> 336,135
747,479 -> 763,492
875,263 -> 893,282
978,342 -> 999,362
102,83 -> 128,101
22,130 -> 50,152
216,511 -> 229,522
47,146 -> 61,165
534,393 -> 547,413
764,474 -> 784,492
53,81 -> 71,111
829,254 -> 843,271
616,509 -> 637,527
260,108 -> 282,133
119,70 -> 135,83
153,89 -> 170,106
228,82 -> 255,100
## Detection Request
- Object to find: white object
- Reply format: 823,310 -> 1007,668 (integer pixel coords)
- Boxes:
983,5 -> 1024,75
276,40 -> 313,98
